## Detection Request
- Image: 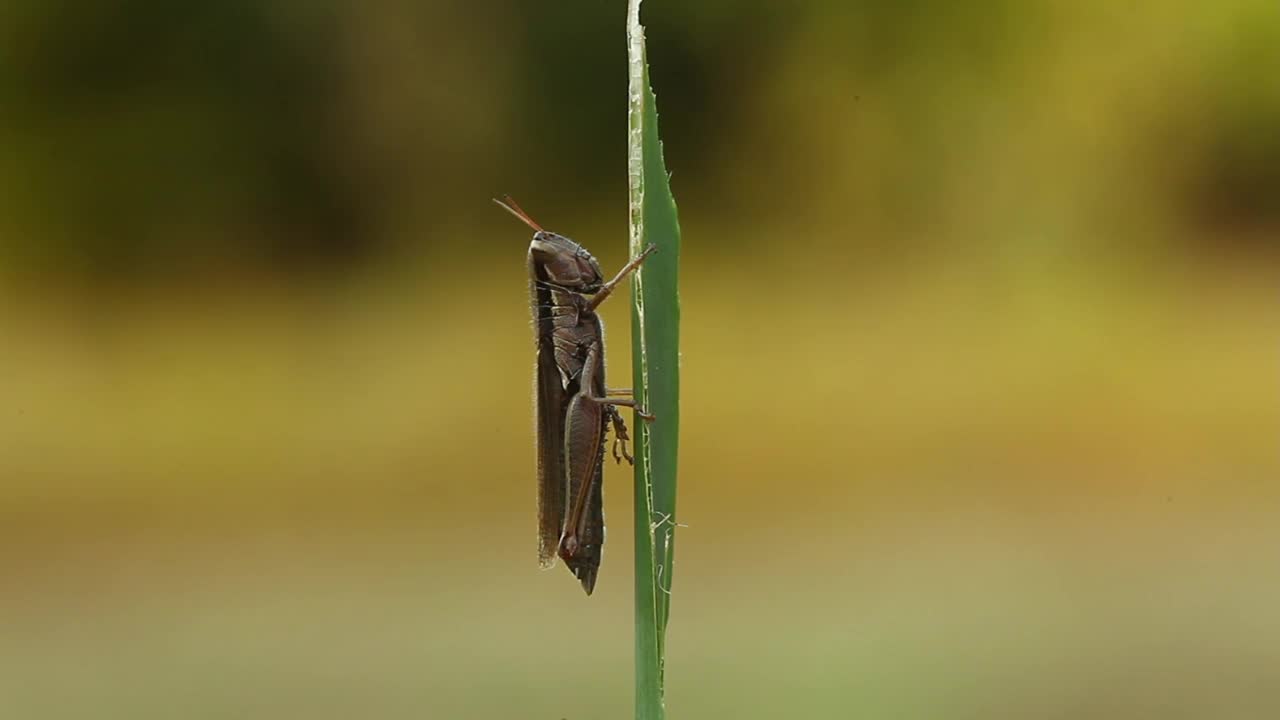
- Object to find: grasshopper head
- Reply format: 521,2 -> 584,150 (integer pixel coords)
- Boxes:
494,196 -> 605,292
529,231 -> 604,292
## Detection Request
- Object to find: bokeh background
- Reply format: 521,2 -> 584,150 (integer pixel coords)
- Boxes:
2,1 -> 1278,718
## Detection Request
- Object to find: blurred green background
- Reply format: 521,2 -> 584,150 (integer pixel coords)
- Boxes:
2,1 -> 1279,718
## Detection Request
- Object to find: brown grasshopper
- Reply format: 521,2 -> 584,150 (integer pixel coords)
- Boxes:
495,196 -> 656,595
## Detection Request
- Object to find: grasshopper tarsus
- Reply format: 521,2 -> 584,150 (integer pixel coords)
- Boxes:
612,422 -> 636,465
612,438 -> 633,465
606,405 -> 634,465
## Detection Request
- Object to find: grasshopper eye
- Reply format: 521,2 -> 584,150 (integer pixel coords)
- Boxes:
574,253 -> 604,290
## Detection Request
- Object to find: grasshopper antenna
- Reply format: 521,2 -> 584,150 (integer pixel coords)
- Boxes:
493,195 -> 544,232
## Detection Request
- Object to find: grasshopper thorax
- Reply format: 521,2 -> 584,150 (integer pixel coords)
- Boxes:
529,231 -> 605,293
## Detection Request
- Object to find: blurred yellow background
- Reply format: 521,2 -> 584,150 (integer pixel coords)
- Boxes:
2,1 -> 1278,718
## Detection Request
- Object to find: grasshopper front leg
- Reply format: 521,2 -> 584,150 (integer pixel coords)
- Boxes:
587,244 -> 657,312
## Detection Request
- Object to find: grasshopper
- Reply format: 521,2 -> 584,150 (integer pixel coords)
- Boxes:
495,196 -> 656,595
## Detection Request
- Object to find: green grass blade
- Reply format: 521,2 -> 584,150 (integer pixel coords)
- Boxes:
627,2 -> 681,719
